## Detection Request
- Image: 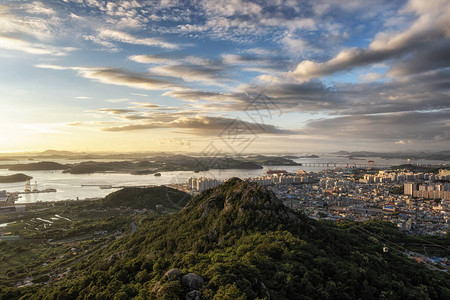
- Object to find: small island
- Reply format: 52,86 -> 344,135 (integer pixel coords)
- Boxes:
246,155 -> 301,166
0,173 -> 32,183
130,170 -> 156,175
0,161 -> 68,171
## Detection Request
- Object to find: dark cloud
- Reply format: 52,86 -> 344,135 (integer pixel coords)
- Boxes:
234,69 -> 450,115
303,110 -> 450,142
162,68 -> 449,118
163,90 -> 242,103
388,39 -> 450,76
102,116 -> 295,135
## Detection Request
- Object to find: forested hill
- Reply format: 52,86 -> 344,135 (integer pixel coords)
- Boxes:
4,179 -> 450,299
101,186 -> 192,210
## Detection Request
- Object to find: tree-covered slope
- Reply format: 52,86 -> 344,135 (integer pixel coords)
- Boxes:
4,179 -> 450,299
101,186 -> 192,210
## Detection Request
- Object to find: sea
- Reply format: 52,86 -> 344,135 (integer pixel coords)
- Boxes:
0,154 -> 446,204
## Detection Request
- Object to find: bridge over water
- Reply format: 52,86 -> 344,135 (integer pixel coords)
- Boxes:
300,162 -> 392,169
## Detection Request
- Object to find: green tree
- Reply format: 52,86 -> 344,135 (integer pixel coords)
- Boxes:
214,283 -> 247,300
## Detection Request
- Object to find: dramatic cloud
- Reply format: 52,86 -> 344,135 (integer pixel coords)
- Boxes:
292,0 -> 450,79
130,53 -> 287,84
233,68 -> 450,116
303,110 -> 450,143
3,0 -> 450,152
103,115 -> 295,136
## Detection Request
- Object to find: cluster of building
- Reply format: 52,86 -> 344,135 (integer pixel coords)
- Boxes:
248,174 -> 315,186
266,168 -> 449,236
184,173 -> 315,194
188,177 -> 223,193
359,170 -> 449,184
404,182 -> 450,200
174,167 -> 450,237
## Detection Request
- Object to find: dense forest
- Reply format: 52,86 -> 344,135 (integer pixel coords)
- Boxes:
1,179 -> 449,299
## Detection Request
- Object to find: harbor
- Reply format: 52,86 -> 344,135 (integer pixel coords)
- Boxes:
17,180 -> 57,195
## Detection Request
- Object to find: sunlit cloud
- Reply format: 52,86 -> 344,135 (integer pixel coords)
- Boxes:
129,92 -> 148,97
35,64 -> 186,91
89,29 -> 180,49
0,35 -> 52,54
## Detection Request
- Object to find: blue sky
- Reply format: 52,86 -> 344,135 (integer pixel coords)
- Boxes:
0,0 -> 448,153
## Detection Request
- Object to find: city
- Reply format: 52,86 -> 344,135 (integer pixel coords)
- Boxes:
171,167 -> 450,237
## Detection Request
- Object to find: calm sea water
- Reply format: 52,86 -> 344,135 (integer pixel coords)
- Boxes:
0,155 -> 446,204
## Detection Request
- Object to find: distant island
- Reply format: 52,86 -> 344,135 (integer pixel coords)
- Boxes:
280,154 -> 319,159
333,150 -> 450,161
0,154 -> 306,175
0,149 -> 448,161
0,161 -> 67,171
130,169 -> 156,175
0,173 -> 32,183
0,155 -> 264,175
246,155 -> 301,166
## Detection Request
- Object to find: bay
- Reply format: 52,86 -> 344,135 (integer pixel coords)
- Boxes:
0,154 -> 446,204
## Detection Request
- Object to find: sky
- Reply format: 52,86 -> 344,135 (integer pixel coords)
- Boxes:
0,0 -> 449,154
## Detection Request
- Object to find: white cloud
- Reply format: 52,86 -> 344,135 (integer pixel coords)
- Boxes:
96,29 -> 179,49
129,54 -> 171,64
23,1 -> 56,16
0,36 -> 74,56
